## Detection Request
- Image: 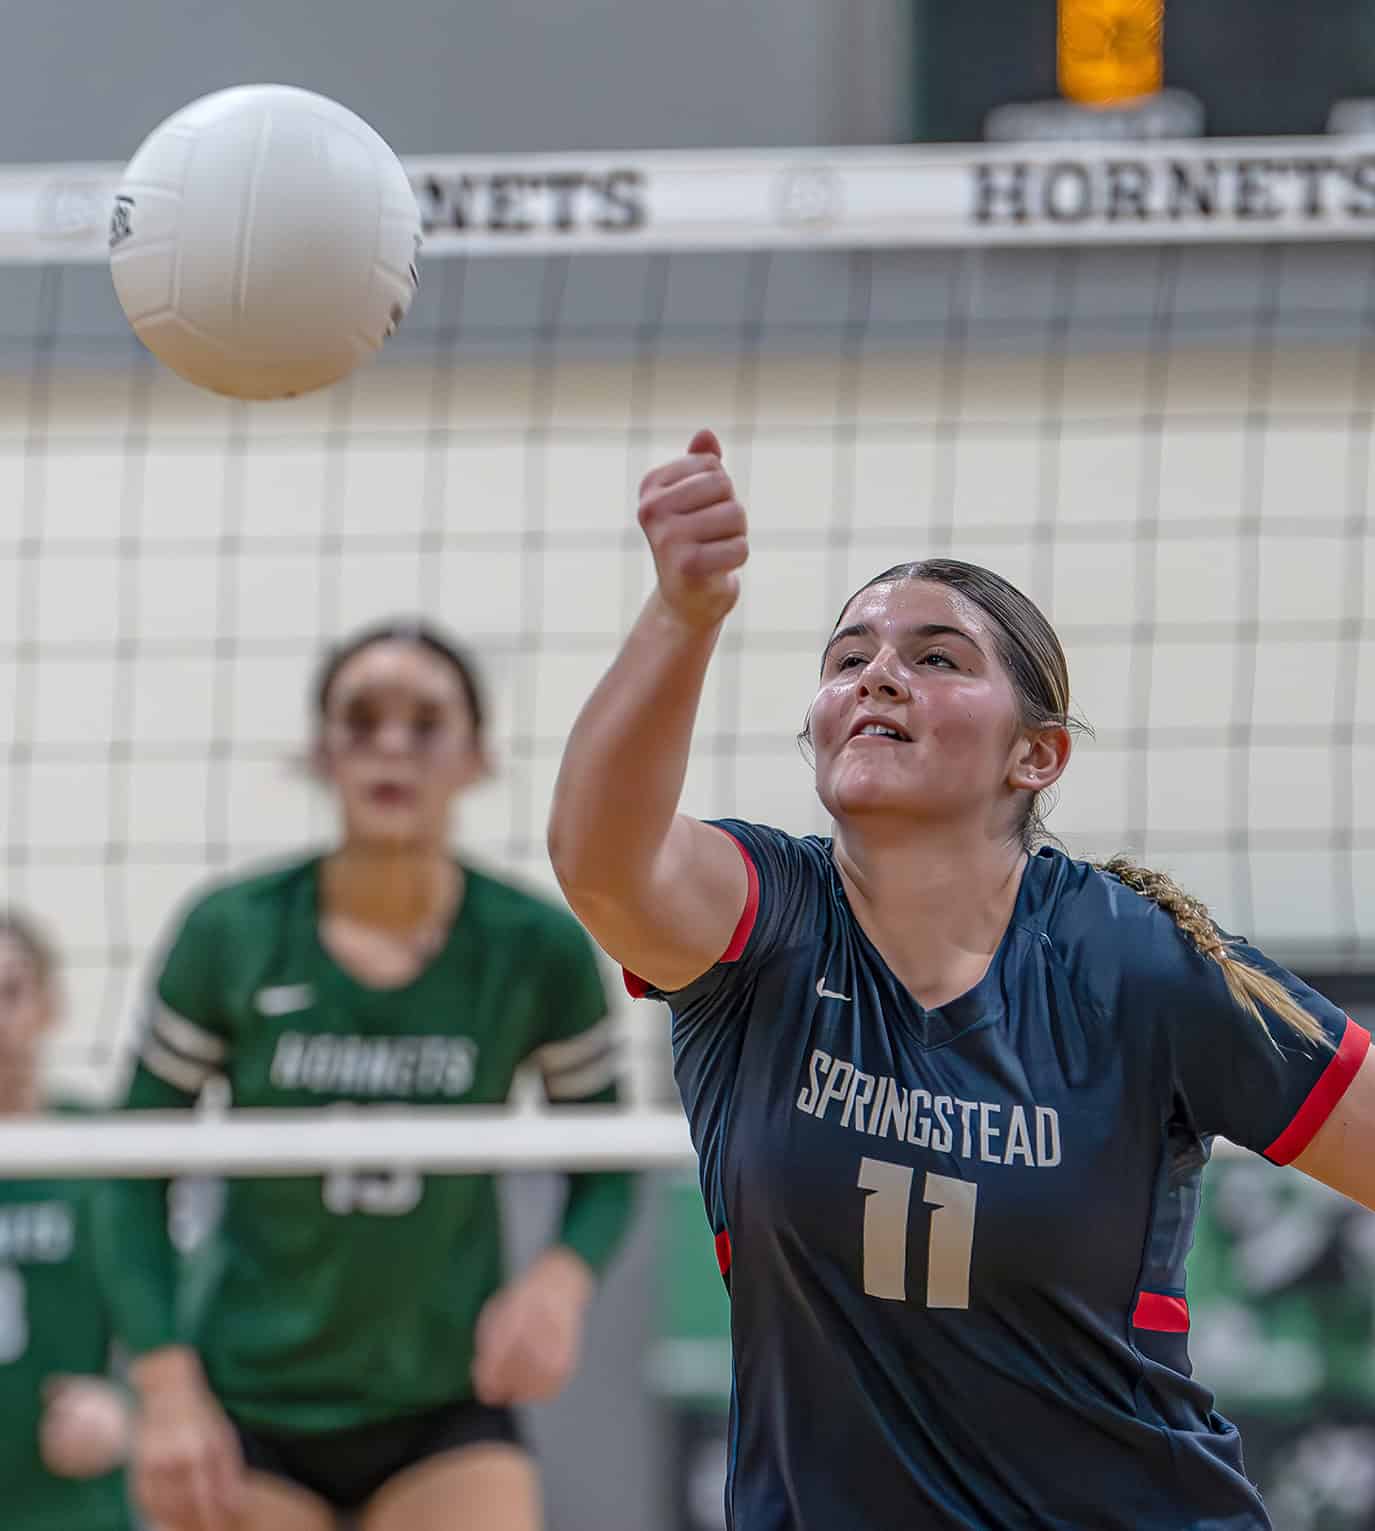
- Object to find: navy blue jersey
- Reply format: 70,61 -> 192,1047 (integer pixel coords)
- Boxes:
630,824 -> 1369,1531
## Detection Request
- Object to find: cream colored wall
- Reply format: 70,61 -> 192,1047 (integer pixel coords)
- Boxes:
2,340 -> 1369,1098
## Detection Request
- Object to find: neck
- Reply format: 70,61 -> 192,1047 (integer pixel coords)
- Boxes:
321,842 -> 461,936
831,815 -> 1028,1006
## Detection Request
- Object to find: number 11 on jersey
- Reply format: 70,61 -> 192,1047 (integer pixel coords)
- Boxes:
857,1158 -> 977,1308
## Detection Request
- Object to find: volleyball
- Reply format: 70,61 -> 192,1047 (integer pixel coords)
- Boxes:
108,85 -> 421,400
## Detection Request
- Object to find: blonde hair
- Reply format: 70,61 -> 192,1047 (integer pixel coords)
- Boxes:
1096,857 -> 1328,1049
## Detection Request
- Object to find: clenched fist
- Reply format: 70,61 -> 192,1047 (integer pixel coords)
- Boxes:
638,428 -> 749,631
472,1246 -> 594,1406
40,1376 -> 131,1479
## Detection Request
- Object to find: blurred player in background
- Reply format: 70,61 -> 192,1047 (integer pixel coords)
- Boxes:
548,430 -> 1375,1530
101,621 -> 634,1531
0,912 -> 133,1531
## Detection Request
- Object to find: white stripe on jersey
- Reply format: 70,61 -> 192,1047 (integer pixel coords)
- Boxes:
532,1017 -> 617,1075
152,1004 -> 228,1064
142,1038 -> 215,1095
543,1049 -> 620,1101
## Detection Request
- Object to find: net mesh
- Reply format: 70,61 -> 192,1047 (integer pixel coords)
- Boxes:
0,241 -> 1371,1101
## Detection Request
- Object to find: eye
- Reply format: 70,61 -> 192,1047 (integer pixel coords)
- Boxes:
918,650 -> 958,670
342,702 -> 377,738
835,652 -> 871,671
412,711 -> 442,740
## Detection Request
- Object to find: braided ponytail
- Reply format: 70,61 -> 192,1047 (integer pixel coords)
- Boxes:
1096,857 -> 1328,1049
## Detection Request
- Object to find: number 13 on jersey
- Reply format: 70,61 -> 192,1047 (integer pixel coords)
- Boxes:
858,1158 -> 977,1308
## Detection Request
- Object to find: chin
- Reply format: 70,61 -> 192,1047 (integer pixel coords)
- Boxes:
819,780 -> 903,821
347,815 -> 429,849
820,768 -> 955,826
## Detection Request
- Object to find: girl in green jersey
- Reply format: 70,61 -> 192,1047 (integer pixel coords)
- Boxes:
0,912 -> 134,1531
105,623 -> 634,1531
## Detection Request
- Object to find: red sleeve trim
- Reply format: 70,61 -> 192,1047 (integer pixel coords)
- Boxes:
1264,1016 -> 1370,1166
1132,1292 -> 1189,1333
621,831 -> 761,998
717,832 -> 760,963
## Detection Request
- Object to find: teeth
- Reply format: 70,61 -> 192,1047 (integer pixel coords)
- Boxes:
860,724 -> 901,739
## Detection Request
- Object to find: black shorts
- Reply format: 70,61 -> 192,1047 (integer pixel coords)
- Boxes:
230,1399 -> 524,1512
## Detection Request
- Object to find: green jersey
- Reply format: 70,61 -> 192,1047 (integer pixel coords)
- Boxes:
102,856 -> 634,1433
0,1167 -> 131,1531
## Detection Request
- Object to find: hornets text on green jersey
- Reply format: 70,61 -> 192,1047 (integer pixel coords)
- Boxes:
100,857 -> 634,1433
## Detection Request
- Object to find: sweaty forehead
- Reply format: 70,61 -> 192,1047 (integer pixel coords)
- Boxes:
327,642 -> 467,709
836,579 -> 990,638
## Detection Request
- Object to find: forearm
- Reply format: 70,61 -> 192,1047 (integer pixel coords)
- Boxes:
549,590 -> 722,896
129,1343 -> 209,1398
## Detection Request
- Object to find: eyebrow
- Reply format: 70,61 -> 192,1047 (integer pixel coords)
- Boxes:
330,684 -> 454,710
821,621 -> 982,665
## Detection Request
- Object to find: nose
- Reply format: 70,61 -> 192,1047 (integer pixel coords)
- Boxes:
857,651 -> 908,702
374,718 -> 416,756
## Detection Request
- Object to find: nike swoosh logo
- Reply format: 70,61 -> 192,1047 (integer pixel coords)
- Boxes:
816,977 -> 851,1002
255,984 -> 315,1017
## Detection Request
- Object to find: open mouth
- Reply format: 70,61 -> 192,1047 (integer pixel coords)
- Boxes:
367,783 -> 417,807
847,718 -> 912,744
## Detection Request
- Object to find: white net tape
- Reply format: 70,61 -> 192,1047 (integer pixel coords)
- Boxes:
0,1106 -> 696,1176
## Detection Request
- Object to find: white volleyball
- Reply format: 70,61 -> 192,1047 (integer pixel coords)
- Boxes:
109,85 -> 421,400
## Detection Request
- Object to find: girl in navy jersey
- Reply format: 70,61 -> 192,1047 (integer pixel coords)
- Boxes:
548,430 -> 1375,1531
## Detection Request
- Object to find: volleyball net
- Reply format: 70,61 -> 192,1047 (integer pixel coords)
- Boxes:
0,138 -> 1370,1161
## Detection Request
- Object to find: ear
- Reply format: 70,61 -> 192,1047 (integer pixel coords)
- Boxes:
1007,724 -> 1072,794
440,734 -> 493,801
461,740 -> 495,789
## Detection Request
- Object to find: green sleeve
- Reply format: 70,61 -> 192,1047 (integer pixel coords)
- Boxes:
61,1114 -> 142,1383
558,1150 -> 638,1277
100,895 -> 233,1357
139,895 -> 234,1102
529,913 -> 637,1276
95,1070 -> 190,1357
528,913 -> 620,1099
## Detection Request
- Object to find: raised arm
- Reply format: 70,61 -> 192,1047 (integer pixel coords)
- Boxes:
547,429 -> 750,992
